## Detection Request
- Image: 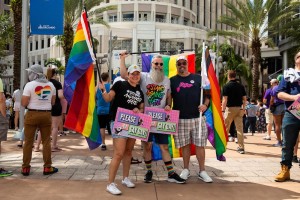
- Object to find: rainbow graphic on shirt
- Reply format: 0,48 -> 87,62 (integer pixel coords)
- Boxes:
35,85 -> 52,100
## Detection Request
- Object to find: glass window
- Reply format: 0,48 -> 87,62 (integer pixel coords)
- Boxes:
30,42 -> 32,51
41,40 -> 44,49
48,38 -> 50,47
123,13 -> 134,21
109,15 -> 117,22
4,0 -> 10,5
156,14 -> 166,23
36,41 -> 38,50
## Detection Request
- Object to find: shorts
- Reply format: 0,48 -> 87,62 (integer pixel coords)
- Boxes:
265,108 -> 273,124
13,102 -> 20,112
98,114 -> 110,128
272,104 -> 285,116
110,121 -> 127,139
147,132 -> 169,144
0,113 -> 8,141
173,117 -> 208,148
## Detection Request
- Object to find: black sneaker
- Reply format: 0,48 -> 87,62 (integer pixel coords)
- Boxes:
144,170 -> 153,183
101,144 -> 107,151
292,155 -> 299,163
167,172 -> 186,184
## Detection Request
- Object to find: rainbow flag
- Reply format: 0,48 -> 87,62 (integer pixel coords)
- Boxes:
63,11 -> 101,150
202,45 -> 227,161
141,53 -> 196,160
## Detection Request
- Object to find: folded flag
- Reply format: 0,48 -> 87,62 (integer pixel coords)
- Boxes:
202,45 -> 227,161
63,11 -> 101,150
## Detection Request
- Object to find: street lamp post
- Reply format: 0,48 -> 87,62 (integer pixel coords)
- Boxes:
108,30 -> 118,83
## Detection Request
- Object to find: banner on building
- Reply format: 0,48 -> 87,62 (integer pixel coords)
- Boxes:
30,0 -> 64,35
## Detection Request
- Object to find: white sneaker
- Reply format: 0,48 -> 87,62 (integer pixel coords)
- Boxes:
198,171 -> 213,183
263,136 -> 271,140
180,169 -> 190,180
228,137 -> 234,142
106,183 -> 122,195
122,177 -> 135,188
234,138 -> 238,143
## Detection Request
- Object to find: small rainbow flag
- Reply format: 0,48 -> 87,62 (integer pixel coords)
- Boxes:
141,53 -> 196,160
202,45 -> 227,161
63,11 -> 101,150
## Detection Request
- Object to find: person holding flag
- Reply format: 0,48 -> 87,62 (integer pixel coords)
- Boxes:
170,56 -> 213,183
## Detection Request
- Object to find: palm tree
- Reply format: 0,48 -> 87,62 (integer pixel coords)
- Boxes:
0,13 -> 13,58
11,0 -> 22,90
62,0 -> 116,67
218,43 -> 252,90
208,0 -> 300,100
45,58 -> 65,81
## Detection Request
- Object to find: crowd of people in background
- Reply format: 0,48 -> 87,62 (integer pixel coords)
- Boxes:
0,50 -> 299,192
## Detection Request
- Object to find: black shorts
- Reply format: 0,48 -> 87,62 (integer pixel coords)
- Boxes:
97,114 -> 110,128
147,133 -> 169,144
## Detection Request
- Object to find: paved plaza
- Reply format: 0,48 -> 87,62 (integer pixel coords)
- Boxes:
0,131 -> 300,200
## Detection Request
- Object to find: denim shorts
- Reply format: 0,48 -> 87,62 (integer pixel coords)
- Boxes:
147,132 -> 169,144
273,104 -> 285,115
110,121 -> 127,139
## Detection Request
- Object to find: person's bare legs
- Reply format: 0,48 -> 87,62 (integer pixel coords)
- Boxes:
181,144 -> 191,169
122,138 -> 136,179
273,114 -> 283,144
51,116 -> 62,150
108,138 -> 127,184
14,111 -> 19,130
34,131 -> 42,151
196,146 -> 205,171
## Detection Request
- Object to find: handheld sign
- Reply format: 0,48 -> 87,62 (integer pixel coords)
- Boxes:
113,108 -> 152,141
288,97 -> 300,120
144,107 -> 179,135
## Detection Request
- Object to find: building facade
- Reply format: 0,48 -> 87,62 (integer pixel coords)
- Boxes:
3,0 -> 249,93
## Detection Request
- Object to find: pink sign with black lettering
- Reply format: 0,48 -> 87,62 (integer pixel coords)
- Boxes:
144,107 -> 179,135
113,108 -> 152,141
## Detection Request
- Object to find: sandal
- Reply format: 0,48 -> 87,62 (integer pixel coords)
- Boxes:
131,157 -> 142,164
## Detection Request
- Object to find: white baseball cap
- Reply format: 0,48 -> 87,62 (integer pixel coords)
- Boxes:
270,79 -> 278,84
127,64 -> 141,74
176,56 -> 187,62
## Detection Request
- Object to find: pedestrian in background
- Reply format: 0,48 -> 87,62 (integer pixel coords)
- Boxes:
222,70 -> 247,154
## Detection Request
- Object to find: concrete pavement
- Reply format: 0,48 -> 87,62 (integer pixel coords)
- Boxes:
0,131 -> 300,200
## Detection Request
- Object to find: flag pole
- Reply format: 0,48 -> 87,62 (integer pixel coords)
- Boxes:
83,6 -> 101,79
199,42 -> 205,134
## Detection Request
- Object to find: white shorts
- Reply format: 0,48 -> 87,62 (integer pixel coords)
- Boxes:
14,102 -> 20,112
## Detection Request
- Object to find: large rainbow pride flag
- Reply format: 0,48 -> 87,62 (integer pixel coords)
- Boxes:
141,53 -> 196,159
202,45 -> 227,161
63,11 -> 101,150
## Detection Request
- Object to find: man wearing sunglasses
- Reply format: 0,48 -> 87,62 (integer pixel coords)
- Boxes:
120,52 -> 185,184
170,56 -> 213,183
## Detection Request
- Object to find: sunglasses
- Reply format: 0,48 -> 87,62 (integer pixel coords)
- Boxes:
177,61 -> 187,66
153,62 -> 163,66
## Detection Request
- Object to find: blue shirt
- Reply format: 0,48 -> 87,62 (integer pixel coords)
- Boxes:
276,72 -> 300,108
96,83 -> 110,115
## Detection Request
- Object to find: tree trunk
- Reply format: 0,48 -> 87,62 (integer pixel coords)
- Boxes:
11,0 -> 22,91
63,24 -> 74,67
251,39 -> 261,100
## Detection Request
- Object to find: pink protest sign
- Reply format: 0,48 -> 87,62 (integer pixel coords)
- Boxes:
144,107 -> 179,135
113,108 -> 152,141
288,97 -> 300,120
